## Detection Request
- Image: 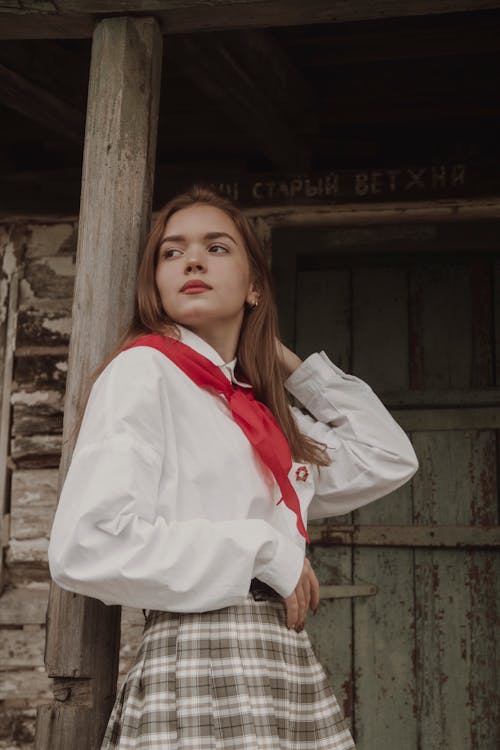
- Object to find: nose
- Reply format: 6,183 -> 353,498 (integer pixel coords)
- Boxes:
184,247 -> 206,273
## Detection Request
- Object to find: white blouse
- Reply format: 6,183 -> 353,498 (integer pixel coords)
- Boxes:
48,324 -> 419,613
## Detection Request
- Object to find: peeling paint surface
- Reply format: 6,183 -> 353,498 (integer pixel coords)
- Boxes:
11,390 -> 60,406
41,316 -> 72,336
279,230 -> 500,749
1,237 -> 18,279
24,224 -> 76,259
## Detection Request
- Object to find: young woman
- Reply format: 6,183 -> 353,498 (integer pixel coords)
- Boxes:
48,185 -> 419,749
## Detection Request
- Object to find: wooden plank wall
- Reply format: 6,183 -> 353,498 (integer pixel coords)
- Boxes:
281,223 -> 500,749
409,258 -> 499,748
295,268 -> 355,728
0,222 -> 144,750
351,267 -> 417,747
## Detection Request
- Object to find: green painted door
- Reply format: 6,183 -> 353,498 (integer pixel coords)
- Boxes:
271,220 -> 500,750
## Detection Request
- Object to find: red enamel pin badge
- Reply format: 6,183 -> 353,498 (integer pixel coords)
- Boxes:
295,465 -> 309,482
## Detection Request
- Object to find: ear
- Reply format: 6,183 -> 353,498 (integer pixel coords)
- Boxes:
246,280 -> 260,306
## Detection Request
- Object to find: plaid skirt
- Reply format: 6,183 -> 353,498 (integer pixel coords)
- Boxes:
100,591 -> 356,749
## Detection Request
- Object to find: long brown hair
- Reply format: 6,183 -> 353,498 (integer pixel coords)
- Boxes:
71,185 -> 330,466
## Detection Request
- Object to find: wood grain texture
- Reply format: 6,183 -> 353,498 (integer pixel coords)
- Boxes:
413,431 -> 499,749
37,15 -> 162,750
295,268 -> 351,372
0,61 -> 83,143
118,607 -> 146,685
0,229 -> 20,590
0,668 -> 51,705
392,405 -> 500,431
17,250 -> 76,347
1,1 -> 500,39
308,524 -> 500,548
0,583 -> 49,625
10,469 -> 57,541
275,226 -> 500,749
168,31 -> 311,171
352,266 -> 417,748
410,254 -> 499,750
10,434 -> 62,469
495,260 -> 500,382
0,625 -> 45,670
295,266 -> 355,730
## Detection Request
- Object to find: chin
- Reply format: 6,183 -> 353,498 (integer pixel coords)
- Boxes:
169,309 -> 214,327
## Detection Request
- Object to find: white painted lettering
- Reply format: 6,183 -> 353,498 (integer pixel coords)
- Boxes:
325,173 -> 338,196
371,171 -> 384,195
386,169 -> 401,191
252,181 -> 264,200
431,165 -> 447,189
451,163 -> 466,186
355,172 -> 370,196
405,169 -> 426,190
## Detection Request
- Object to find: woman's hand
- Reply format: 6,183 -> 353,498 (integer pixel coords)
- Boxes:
284,557 -> 320,631
275,337 -> 303,378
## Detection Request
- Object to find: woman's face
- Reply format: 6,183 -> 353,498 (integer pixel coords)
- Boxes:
155,204 -> 257,340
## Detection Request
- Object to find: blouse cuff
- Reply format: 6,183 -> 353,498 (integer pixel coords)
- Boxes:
255,533 -> 305,599
284,351 -> 357,404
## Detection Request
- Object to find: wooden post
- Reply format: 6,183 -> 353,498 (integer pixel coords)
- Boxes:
35,16 -> 162,750
0,262 -> 20,592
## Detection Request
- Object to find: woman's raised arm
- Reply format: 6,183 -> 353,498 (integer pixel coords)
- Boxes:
277,342 -> 419,520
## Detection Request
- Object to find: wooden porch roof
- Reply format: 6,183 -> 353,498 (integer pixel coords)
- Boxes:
2,1 -> 500,38
1,2 -> 500,215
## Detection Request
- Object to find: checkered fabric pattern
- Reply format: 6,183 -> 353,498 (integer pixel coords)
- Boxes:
100,594 -> 356,749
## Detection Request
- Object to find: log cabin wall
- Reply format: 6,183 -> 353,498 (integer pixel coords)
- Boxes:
0,220 -> 146,749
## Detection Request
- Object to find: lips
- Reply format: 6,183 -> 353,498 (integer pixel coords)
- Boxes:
180,280 -> 211,292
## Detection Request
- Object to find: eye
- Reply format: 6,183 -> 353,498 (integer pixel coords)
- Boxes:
209,244 -> 229,254
161,247 -> 182,259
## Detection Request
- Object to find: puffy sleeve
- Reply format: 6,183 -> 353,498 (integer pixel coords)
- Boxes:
48,348 -> 304,612
284,351 -> 419,521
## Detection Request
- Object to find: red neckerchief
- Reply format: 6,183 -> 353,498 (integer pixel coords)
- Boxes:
119,334 -> 309,542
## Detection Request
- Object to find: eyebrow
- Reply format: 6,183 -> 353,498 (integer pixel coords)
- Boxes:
159,231 -> 238,247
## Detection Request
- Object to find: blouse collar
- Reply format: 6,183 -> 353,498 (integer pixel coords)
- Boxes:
175,324 -> 252,389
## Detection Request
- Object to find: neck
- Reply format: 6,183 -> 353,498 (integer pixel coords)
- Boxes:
183,320 -> 241,363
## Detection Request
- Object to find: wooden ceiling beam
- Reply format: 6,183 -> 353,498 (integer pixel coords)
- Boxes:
168,31 -> 313,171
1,1 -> 500,39
286,17 -> 500,65
0,41 -> 89,108
0,61 -> 84,143
320,101 -> 500,126
230,28 -> 317,134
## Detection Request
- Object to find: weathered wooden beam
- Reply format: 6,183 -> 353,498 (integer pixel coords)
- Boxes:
236,29 -> 317,133
2,1 -> 500,39
0,42 -> 87,141
5,154 -> 500,218
169,31 -> 311,171
379,388 -> 500,408
0,262 -> 20,592
0,61 -> 83,143
14,345 -> 69,357
288,15 -> 500,65
309,524 -> 500,548
320,584 -> 378,599
245,197 -> 500,225
393,406 -> 500,431
35,15 -> 162,750
0,583 -> 50,625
